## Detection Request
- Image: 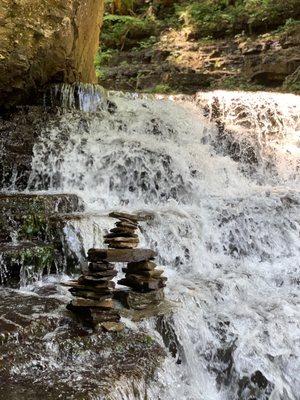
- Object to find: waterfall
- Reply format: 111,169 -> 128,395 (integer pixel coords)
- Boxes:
27,87 -> 300,399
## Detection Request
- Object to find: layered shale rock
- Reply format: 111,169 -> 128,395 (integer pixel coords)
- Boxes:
0,288 -> 165,399
0,0 -> 104,109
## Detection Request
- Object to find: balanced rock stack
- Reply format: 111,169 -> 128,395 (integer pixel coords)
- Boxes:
65,260 -> 123,331
119,260 -> 167,293
66,211 -> 167,324
106,212 -> 167,308
104,211 -> 139,249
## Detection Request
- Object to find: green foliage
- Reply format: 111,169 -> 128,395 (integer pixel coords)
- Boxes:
101,14 -> 156,49
146,83 -> 172,94
176,0 -> 300,38
21,213 -> 47,238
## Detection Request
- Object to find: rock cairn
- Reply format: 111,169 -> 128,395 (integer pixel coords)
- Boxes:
66,211 -> 167,327
65,259 -> 122,332
104,211 -> 140,250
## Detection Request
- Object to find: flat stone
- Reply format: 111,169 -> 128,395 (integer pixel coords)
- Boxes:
108,243 -> 138,249
118,276 -> 167,292
70,298 -> 114,308
62,280 -> 115,290
104,237 -> 139,243
126,260 -> 157,272
110,227 -> 137,234
115,220 -> 138,229
69,289 -> 112,301
124,269 -> 164,278
115,288 -> 165,310
101,322 -> 125,332
83,269 -> 118,278
78,275 -> 115,285
88,248 -> 156,263
104,232 -> 138,239
109,212 -> 138,222
109,211 -> 154,221
88,262 -> 115,272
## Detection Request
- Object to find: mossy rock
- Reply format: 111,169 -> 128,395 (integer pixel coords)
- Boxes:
0,193 -> 84,242
0,242 -> 56,287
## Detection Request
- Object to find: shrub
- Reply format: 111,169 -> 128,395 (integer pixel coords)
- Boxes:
176,0 -> 300,38
101,14 -> 156,49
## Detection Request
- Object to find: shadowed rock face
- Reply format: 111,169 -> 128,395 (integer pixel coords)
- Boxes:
0,0 -> 104,109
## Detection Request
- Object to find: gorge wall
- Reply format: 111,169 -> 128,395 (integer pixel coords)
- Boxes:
0,0 -> 104,109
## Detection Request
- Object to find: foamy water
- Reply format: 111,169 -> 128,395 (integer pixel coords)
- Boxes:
25,88 -> 300,399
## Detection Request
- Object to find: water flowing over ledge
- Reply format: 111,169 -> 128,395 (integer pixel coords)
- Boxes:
1,85 -> 300,399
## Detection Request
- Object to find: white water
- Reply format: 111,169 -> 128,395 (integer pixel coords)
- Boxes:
29,89 -> 300,400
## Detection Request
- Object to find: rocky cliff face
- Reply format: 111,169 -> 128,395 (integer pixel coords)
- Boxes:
0,0 -> 104,109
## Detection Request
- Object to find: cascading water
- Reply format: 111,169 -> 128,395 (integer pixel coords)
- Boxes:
25,88 -> 300,399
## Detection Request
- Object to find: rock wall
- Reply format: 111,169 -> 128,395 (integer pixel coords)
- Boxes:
0,0 -> 104,109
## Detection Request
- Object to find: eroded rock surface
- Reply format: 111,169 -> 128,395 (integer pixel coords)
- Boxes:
0,0 -> 104,109
0,288 -> 165,399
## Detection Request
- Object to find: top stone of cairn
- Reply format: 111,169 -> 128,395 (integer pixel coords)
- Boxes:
108,211 -> 154,222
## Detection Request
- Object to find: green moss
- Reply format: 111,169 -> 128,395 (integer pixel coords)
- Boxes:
21,212 -> 47,239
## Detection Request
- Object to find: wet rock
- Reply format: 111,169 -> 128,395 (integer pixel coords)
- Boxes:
108,211 -> 153,223
237,370 -> 274,400
0,193 -> 84,243
110,226 -> 138,234
0,242 -> 55,287
70,298 -> 113,309
63,280 -> 115,291
87,261 -> 115,272
105,237 -> 139,244
123,268 -> 164,278
155,315 -> 184,364
118,275 -> 167,292
126,260 -> 157,272
0,108 -> 53,189
115,288 -> 165,310
104,232 -> 138,238
105,236 -> 139,249
116,220 -> 138,228
101,321 -> 125,332
109,211 -> 139,222
0,289 -> 165,399
88,248 -> 157,263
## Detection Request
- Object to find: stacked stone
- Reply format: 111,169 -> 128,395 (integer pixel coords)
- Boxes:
119,259 -> 167,293
106,212 -> 167,295
66,259 -> 122,331
104,211 -> 140,249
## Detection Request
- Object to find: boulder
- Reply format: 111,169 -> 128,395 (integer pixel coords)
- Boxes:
0,0 -> 104,109
115,288 -> 165,310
